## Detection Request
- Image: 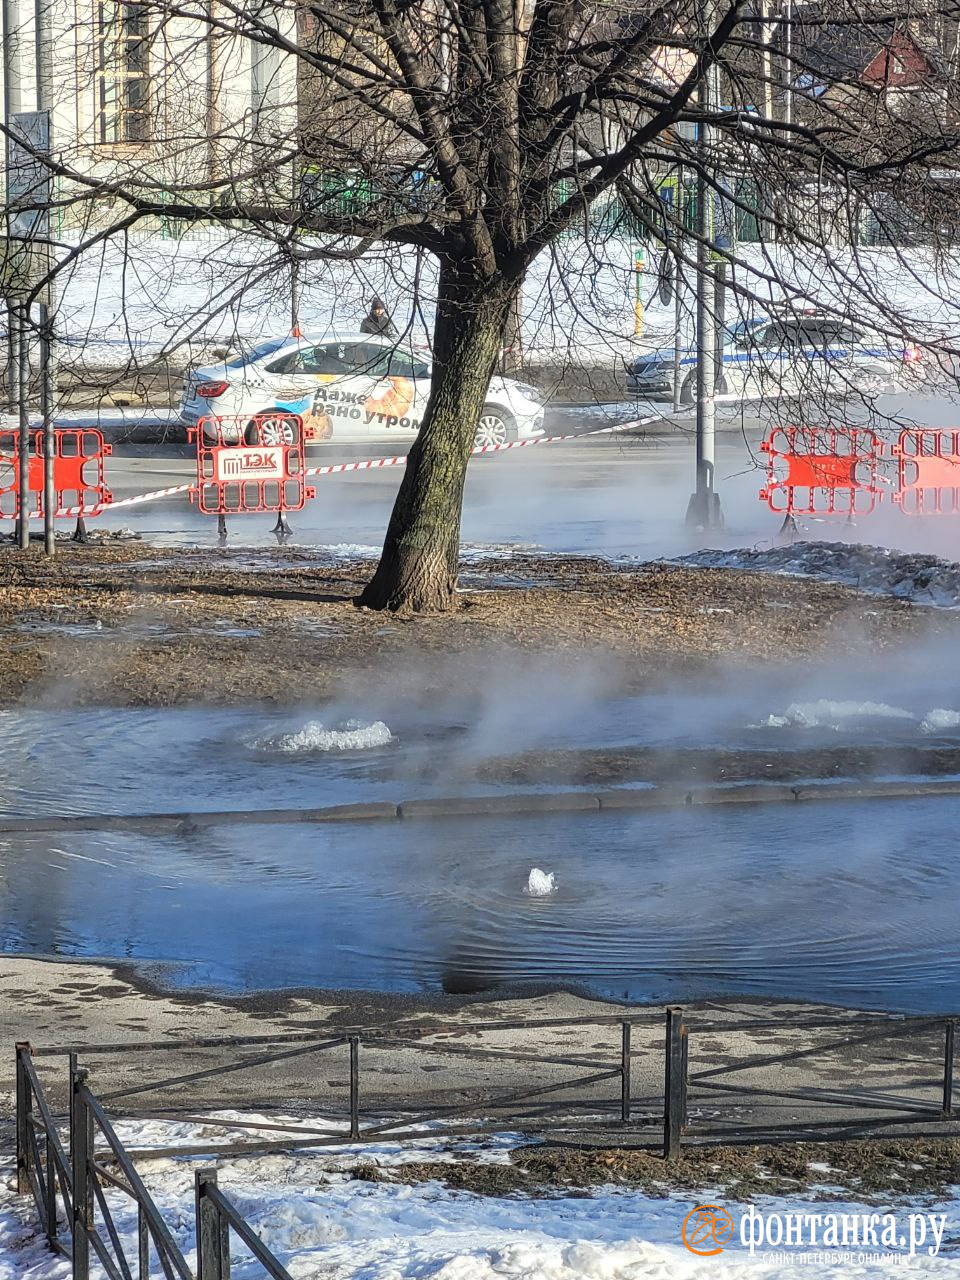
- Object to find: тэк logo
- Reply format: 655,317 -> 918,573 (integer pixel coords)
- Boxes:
682,1205 -> 734,1256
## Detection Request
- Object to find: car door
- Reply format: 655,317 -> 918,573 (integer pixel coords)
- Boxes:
343,343 -> 431,443
746,322 -> 791,399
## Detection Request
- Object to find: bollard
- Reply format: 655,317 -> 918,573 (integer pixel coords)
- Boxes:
70,1065 -> 91,1280
662,1007 -> 685,1161
620,1023 -> 632,1124
196,1167 -> 230,1280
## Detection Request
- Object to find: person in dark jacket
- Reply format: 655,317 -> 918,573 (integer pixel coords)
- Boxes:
360,297 -> 398,338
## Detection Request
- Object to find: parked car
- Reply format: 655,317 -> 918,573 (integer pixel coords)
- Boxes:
180,332 -> 545,446
626,315 -> 925,403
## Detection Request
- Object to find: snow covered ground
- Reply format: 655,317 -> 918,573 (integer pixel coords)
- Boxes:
25,225 -> 960,372
1,1114 -> 957,1279
677,541 -> 960,608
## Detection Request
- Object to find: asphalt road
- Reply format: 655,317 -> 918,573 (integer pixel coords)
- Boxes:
13,386 -> 960,560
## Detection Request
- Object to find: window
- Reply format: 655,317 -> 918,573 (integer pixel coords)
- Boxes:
266,345 -> 352,375
226,338 -> 291,370
343,343 -> 429,378
96,3 -> 150,143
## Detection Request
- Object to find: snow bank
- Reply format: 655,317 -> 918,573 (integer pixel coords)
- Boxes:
677,540 -> 960,607
249,719 -> 393,753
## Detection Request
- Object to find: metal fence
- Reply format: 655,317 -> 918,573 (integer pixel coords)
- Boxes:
13,1005 -> 960,1278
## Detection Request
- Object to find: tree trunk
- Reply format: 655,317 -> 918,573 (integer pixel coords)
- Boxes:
358,265 -> 516,613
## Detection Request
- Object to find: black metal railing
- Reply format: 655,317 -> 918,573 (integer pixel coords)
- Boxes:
14,1006 -> 960,1278
195,1168 -> 291,1280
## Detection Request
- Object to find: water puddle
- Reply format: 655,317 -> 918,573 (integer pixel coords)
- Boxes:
1,798 -> 957,1011
3,672 -> 960,1011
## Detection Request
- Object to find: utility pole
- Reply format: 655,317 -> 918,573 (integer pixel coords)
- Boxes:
3,0 -> 23,417
686,6 -> 723,529
36,0 -> 55,554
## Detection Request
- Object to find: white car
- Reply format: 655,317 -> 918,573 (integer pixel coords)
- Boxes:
627,315 -> 925,403
180,331 -> 545,447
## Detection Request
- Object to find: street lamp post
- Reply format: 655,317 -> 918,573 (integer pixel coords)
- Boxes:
686,8 -> 724,530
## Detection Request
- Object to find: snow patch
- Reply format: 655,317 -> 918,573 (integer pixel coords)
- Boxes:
758,700 -> 914,731
921,709 -> 960,734
676,541 -> 960,607
249,720 -> 393,753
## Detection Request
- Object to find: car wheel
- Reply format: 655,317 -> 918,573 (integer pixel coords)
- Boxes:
679,373 -> 727,405
475,408 -> 516,448
246,414 -> 298,446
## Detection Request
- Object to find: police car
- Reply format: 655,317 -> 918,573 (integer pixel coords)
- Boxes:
627,315 -> 924,402
180,331 -> 545,446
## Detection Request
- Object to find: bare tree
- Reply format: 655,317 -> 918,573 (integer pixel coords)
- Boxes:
4,0 -> 960,602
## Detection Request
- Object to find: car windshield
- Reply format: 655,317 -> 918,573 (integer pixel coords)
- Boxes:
223,337 -> 292,370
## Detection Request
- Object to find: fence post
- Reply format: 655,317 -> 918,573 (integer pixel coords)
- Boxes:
68,1051 -> 77,1163
196,1167 -> 230,1280
620,1022 -> 632,1124
349,1036 -> 360,1141
44,1133 -> 57,1249
71,1065 -> 91,1280
943,1020 -> 955,1119
663,1007 -> 686,1161
15,1042 -> 32,1195
680,1027 -> 689,1130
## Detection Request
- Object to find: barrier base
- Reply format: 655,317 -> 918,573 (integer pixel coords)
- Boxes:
685,489 -> 723,531
777,513 -> 800,544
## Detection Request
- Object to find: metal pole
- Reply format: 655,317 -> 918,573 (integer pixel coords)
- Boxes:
686,14 -> 723,530
39,302 -> 53,551
620,1022 -> 632,1124
672,250 -> 683,413
349,1035 -> 360,1140
3,0 -> 23,412
5,304 -> 19,409
35,0 -> 56,555
662,1006 -> 685,1160
17,302 -> 30,547
70,1065 -> 91,1280
195,1167 -> 230,1280
943,1020 -> 955,1118
15,1041 -> 32,1194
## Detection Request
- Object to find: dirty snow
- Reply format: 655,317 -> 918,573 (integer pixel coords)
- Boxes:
1,1114 -> 958,1279
678,541 -> 960,608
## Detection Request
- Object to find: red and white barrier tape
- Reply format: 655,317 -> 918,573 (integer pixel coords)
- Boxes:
33,417 -> 660,519
303,420 -> 657,479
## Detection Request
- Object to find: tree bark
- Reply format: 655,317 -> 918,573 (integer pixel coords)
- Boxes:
358,263 -> 515,612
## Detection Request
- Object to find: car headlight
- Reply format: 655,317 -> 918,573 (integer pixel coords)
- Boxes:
509,382 -> 544,404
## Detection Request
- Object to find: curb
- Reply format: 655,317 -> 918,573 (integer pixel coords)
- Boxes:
2,776 -> 960,835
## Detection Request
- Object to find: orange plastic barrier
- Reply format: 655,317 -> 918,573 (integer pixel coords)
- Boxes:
760,426 -> 881,517
891,428 -> 960,515
189,415 -> 314,520
0,428 -> 112,520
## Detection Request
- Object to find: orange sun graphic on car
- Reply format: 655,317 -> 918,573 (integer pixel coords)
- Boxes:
365,376 -> 414,420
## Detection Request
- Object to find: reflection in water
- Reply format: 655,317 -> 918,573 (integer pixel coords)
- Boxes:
0,799 -> 958,1013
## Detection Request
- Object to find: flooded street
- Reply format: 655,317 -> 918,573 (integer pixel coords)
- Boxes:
3,681 -> 960,1010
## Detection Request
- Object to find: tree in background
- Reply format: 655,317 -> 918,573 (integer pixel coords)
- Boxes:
3,0 -> 960,606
